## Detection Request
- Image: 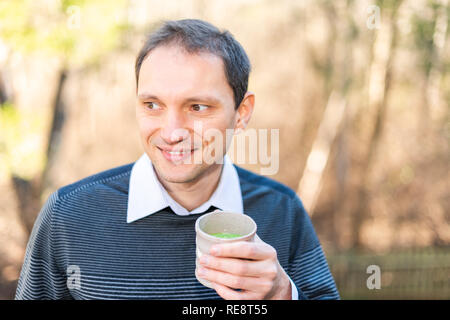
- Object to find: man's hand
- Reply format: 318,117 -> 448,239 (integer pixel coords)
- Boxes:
196,235 -> 292,300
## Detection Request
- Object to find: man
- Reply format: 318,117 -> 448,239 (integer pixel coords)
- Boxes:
15,19 -> 339,300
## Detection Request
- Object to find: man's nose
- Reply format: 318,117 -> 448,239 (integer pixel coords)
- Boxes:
160,109 -> 190,144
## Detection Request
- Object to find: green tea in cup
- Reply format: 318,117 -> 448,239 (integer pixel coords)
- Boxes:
209,232 -> 242,239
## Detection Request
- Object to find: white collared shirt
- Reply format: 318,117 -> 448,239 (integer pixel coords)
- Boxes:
126,153 -> 299,299
127,153 -> 243,222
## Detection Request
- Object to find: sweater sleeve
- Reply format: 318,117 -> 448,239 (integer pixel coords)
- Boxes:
15,191 -> 71,300
288,195 -> 340,300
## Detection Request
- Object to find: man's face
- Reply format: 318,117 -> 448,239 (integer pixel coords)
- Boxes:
136,45 -> 240,184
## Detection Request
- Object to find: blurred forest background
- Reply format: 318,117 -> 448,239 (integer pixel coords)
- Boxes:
0,0 -> 449,299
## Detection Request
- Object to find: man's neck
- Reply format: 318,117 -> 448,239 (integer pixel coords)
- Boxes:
156,164 -> 223,212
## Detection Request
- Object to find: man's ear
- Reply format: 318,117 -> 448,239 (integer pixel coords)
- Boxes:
234,92 -> 255,133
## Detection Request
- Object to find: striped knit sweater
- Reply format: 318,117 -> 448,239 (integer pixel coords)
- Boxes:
15,163 -> 340,300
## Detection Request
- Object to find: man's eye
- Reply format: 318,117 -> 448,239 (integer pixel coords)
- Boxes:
145,102 -> 161,110
192,104 -> 209,112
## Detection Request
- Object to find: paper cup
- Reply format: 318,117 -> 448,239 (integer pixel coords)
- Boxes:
195,210 -> 257,288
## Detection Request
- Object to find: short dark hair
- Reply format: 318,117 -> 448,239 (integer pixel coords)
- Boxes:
135,19 -> 251,109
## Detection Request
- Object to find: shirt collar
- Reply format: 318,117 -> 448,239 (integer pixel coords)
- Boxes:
126,153 -> 243,223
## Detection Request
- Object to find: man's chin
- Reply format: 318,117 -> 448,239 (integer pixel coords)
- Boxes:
156,170 -> 200,184
152,160 -> 201,184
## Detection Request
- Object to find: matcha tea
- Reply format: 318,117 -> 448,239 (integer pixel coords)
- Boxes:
210,232 -> 242,239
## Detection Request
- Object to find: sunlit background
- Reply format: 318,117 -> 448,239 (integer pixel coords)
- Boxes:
0,0 -> 449,299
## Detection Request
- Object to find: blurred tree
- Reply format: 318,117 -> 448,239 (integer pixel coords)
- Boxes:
297,0 -> 338,181
298,0 -> 357,216
0,0 -> 130,234
0,75 -> 7,105
351,0 -> 404,250
411,0 -> 449,132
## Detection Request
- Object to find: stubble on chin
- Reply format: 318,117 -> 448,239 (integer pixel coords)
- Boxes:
153,155 -> 223,188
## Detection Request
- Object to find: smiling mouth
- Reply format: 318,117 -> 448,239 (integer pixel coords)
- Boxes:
157,147 -> 198,162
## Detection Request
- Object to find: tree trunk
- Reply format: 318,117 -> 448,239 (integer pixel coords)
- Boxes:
11,68 -> 68,236
351,1 -> 403,250
40,69 -> 67,194
0,74 -> 7,105
426,0 -> 448,125
297,91 -> 347,214
296,1 -> 338,185
297,0 -> 355,218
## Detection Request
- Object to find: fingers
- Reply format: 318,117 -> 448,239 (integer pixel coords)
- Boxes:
197,265 -> 273,293
197,237 -> 285,300
198,254 -> 278,278
211,282 -> 242,300
210,241 -> 277,261
211,282 -> 259,300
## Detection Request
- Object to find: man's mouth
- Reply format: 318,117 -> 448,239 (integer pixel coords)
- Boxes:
158,146 -> 197,163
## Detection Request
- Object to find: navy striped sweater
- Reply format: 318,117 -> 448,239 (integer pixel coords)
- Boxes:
15,163 -> 340,300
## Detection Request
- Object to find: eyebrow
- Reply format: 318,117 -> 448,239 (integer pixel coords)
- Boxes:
137,93 -> 222,105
